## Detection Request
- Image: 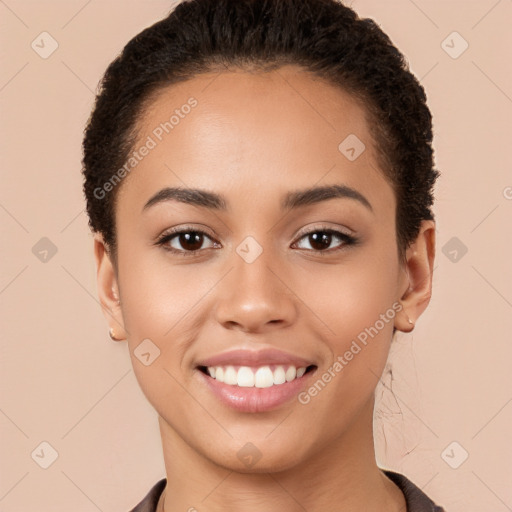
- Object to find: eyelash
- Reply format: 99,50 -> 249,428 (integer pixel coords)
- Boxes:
155,225 -> 358,258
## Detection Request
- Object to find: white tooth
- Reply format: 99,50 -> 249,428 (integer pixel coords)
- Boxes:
237,366 -> 255,387
285,366 -> 297,382
255,366 -> 274,388
215,366 -> 224,382
207,367 -> 216,378
296,367 -> 306,378
273,366 -> 286,385
224,365 -> 238,385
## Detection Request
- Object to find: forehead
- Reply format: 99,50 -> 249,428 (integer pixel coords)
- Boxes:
119,65 -> 391,211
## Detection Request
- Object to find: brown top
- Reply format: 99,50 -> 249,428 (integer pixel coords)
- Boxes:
129,470 -> 446,511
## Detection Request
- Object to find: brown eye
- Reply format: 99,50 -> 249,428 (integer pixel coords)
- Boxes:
308,232 -> 333,251
293,229 -> 356,253
176,232 -> 205,251
157,229 -> 218,255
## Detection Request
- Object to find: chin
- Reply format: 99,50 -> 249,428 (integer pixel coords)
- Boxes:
204,437 -> 308,475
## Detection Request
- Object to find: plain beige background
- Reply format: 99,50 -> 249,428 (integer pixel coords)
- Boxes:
1,0 -> 511,510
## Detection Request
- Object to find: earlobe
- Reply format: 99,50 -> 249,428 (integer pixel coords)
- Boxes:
93,234 -> 127,341
395,220 -> 436,333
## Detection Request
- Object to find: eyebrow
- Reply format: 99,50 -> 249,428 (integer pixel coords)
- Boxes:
142,184 -> 373,213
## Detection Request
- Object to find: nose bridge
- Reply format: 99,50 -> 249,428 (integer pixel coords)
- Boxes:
214,234 -> 297,331
234,235 -> 278,294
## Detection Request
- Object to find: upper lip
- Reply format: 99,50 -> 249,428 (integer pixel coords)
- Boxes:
196,348 -> 316,368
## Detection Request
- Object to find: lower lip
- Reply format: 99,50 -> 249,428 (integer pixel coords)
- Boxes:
196,368 -> 316,413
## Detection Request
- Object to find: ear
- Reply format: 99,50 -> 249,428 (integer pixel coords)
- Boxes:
395,220 -> 436,333
93,234 -> 127,341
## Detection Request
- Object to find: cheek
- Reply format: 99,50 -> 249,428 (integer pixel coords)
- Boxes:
116,251 -> 225,398
296,249 -> 400,340
293,251 -> 400,401
118,249 -> 215,337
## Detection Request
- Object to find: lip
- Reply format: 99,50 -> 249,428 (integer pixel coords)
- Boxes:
196,365 -> 317,413
195,348 -> 315,368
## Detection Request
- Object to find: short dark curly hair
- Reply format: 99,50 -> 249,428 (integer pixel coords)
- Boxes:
82,0 -> 439,264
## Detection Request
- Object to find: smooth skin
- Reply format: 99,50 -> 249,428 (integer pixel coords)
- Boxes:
94,65 -> 435,512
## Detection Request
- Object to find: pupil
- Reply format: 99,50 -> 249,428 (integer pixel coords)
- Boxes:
310,232 -> 331,250
180,232 -> 203,250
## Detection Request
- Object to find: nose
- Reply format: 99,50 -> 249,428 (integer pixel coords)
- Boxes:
214,245 -> 298,333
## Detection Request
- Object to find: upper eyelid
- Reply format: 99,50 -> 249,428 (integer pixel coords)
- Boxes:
294,224 -> 354,239
158,224 -> 216,239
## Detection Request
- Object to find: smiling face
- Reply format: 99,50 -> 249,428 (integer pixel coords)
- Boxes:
95,64 -> 434,474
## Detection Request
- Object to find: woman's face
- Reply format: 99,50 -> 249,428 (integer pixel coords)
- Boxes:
96,65 -> 433,472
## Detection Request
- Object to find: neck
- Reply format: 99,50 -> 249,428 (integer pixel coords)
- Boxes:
157,400 -> 405,512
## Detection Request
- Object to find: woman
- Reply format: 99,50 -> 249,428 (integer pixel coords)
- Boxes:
82,0 -> 445,510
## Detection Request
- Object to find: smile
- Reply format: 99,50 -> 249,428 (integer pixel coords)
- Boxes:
199,364 -> 316,388
196,364 -> 318,413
